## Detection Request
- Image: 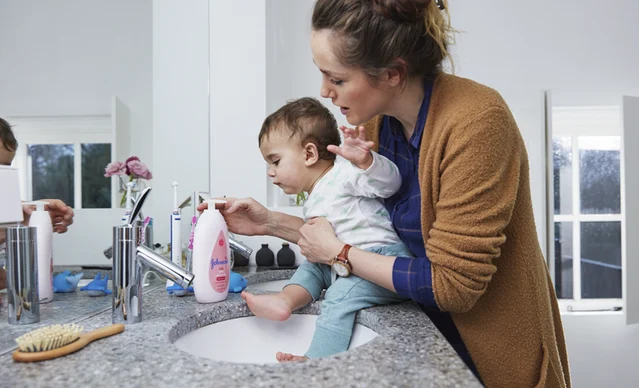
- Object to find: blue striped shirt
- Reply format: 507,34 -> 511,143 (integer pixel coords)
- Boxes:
379,79 -> 478,377
380,81 -> 436,306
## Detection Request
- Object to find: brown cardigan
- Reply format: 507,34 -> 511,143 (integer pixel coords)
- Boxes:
363,74 -> 570,388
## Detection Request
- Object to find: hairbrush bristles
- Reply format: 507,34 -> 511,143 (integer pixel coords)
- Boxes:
15,324 -> 83,352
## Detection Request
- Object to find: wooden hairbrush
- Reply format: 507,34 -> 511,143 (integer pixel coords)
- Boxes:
13,323 -> 125,362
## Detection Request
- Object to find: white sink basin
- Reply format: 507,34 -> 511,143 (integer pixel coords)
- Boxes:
173,314 -> 378,364
247,279 -> 289,292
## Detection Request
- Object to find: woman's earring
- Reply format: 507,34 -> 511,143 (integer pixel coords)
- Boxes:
435,0 -> 445,10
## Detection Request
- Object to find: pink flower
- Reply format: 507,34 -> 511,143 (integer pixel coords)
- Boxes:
125,156 -> 140,175
127,160 -> 153,180
104,161 -> 126,177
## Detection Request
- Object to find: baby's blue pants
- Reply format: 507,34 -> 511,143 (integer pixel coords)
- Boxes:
286,243 -> 412,359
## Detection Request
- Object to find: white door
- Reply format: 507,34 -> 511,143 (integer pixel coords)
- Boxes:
623,95 -> 639,325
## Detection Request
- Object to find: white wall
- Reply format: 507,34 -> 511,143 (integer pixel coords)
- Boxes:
0,0 -> 153,164
562,313 -> 639,387
152,0 -> 210,246
209,1 -> 267,204
0,0 -> 153,266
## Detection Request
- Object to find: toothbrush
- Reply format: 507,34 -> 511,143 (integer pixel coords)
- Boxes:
121,182 -> 135,225
141,216 -> 151,245
167,181 -> 182,293
186,215 -> 197,276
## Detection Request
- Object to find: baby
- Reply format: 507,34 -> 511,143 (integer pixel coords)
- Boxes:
242,97 -> 411,362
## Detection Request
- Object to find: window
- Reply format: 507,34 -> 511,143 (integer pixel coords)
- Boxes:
547,106 -> 624,311
10,116 -> 113,209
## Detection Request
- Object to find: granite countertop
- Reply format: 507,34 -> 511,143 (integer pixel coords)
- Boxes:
0,268 -> 163,355
0,288 -> 112,355
0,268 -> 480,387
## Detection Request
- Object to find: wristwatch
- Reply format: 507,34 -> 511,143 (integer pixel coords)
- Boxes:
331,244 -> 352,277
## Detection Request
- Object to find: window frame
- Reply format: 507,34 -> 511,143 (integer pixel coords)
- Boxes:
9,115 -> 113,210
547,106 -> 625,312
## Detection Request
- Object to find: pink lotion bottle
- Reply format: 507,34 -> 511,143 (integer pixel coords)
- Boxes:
192,199 -> 230,303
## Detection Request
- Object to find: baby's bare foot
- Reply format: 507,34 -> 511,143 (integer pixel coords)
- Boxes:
276,352 -> 309,363
241,291 -> 292,321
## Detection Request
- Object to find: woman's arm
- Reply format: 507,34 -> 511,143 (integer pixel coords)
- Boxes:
346,246 -> 396,292
297,217 -> 438,307
298,218 -> 395,289
427,106 -> 521,313
198,197 -> 305,243
267,211 -> 305,244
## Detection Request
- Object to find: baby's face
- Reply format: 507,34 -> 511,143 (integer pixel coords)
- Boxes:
259,130 -> 308,195
0,140 -> 16,166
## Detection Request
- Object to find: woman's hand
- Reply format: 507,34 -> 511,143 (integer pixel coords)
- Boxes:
327,125 -> 376,170
23,199 -> 74,233
197,197 -> 271,236
298,217 -> 343,265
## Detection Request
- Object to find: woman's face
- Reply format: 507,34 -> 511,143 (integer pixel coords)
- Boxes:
311,29 -> 393,125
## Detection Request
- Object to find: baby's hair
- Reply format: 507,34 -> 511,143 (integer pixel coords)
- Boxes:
258,97 -> 341,161
0,117 -> 18,152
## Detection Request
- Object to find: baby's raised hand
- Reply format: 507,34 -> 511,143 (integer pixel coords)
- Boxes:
327,126 -> 376,170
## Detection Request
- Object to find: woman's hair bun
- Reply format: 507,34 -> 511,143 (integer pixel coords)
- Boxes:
371,0 -> 428,23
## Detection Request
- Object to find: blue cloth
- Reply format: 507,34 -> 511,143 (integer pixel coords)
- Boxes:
287,243 -> 411,358
53,270 -> 83,293
229,271 -> 248,293
80,273 -> 112,296
379,78 -> 479,380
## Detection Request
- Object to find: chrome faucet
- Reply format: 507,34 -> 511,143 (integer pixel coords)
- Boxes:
111,188 -> 194,324
103,219 -> 153,260
229,233 -> 253,261
103,196 -> 152,259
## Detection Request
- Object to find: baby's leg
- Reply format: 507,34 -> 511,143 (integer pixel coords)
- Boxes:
304,276 -> 407,359
242,285 -> 311,321
243,260 -> 330,322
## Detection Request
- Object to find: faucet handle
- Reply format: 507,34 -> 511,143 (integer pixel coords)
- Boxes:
128,187 -> 152,225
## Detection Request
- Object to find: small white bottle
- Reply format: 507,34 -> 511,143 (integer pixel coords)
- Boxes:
25,201 -> 54,303
192,199 -> 230,303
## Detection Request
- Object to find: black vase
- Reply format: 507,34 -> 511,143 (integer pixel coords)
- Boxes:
277,242 -> 296,267
233,251 -> 249,267
255,243 -> 274,266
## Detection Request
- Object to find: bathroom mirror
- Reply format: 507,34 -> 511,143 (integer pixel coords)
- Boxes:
0,0 -> 155,348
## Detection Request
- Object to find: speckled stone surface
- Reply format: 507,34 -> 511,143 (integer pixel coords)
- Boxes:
0,274 -> 164,356
0,268 -> 480,387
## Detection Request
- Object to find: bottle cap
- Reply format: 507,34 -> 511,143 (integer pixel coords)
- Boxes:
204,199 -> 227,210
23,200 -> 49,212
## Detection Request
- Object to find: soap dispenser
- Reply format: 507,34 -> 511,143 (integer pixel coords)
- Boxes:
192,200 -> 230,303
24,201 -> 54,303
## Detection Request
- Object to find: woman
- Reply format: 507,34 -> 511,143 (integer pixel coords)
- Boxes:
202,0 -> 570,386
